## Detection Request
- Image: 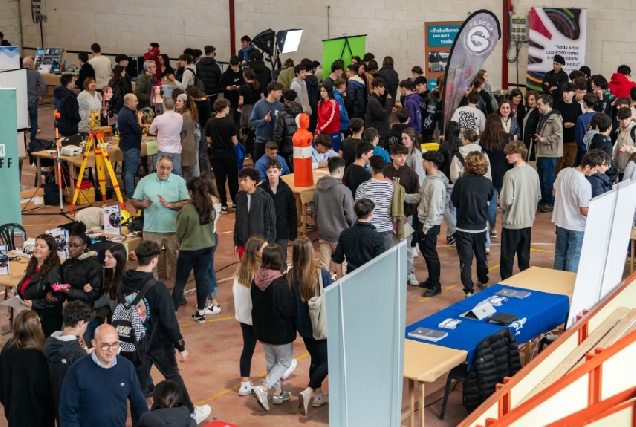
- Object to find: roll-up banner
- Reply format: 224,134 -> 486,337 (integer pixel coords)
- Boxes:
442,10 -> 502,128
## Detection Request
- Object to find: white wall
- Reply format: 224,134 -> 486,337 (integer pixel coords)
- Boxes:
0,0 -> 21,48
13,0 -> 636,90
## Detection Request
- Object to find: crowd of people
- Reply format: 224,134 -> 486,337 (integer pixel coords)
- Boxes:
11,37 -> 636,426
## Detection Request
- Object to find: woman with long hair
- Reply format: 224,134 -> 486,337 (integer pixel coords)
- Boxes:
402,127 -> 426,185
175,93 -> 199,181
17,234 -> 64,337
108,65 -> 126,116
203,178 -> 223,313
0,311 -> 55,427
316,83 -> 342,151
497,99 -> 521,142
138,380 -> 195,427
288,237 -> 333,415
233,236 -> 267,396
481,113 -> 513,239
250,244 -> 297,411
172,176 -> 217,323
77,77 -> 102,132
185,86 -> 212,181
509,88 -> 526,131
477,69 -> 498,112
159,54 -> 174,78
101,243 -> 127,316
438,121 -> 461,244
523,90 -> 541,161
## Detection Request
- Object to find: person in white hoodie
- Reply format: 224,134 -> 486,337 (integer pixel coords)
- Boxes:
290,64 -> 311,115
169,54 -> 196,90
450,129 -> 491,183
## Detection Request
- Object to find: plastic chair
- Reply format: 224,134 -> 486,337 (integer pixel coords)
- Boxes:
439,363 -> 468,420
0,223 -> 27,251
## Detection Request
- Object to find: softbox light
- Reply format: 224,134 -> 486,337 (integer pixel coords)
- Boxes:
252,29 -> 275,56
276,29 -> 303,54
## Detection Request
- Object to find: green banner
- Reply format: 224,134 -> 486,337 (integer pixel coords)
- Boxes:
322,35 -> 367,76
0,89 -> 21,226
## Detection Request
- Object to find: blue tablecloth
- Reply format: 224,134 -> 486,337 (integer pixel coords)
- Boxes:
405,284 -> 570,368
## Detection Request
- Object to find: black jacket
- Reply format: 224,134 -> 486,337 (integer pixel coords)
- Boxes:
233,187 -> 277,247
387,123 -> 411,148
76,63 -> 95,91
452,174 -> 493,231
54,85 -> 81,136
138,406 -> 196,427
589,133 -> 618,182
273,102 -> 303,155
365,93 -> 395,138
18,263 -> 64,311
219,68 -> 245,107
463,328 -> 521,413
61,250 -> 103,306
553,100 -> 582,143
251,275 -> 297,345
0,343 -> 55,427
259,179 -> 297,241
43,333 -> 87,421
438,141 -> 454,178
523,107 -> 541,160
483,148 -> 513,188
419,92 -> 438,136
120,270 -> 186,352
542,69 -> 569,100
378,65 -> 399,99
251,61 -> 272,96
196,57 -> 222,96
332,222 -> 384,274
306,74 -> 320,127
108,79 -> 126,115
117,105 -> 143,151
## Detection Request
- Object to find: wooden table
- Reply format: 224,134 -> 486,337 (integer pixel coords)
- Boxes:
630,229 -> 636,274
281,169 -> 329,235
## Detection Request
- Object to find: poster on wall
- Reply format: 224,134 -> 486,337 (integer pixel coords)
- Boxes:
0,47 -> 20,71
526,7 -> 587,92
441,10 -> 501,129
424,22 -> 462,91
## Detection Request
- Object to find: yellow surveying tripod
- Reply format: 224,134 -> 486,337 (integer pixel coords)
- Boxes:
70,109 -> 126,213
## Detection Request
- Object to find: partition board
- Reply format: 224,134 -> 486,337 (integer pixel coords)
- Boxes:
0,89 -> 21,225
0,69 -> 28,130
325,241 -> 407,427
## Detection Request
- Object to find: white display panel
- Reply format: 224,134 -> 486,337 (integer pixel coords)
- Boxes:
0,69 -> 29,130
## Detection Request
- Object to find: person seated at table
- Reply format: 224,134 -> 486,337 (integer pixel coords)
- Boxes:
254,140 -> 291,181
118,93 -> 145,200
55,74 -> 81,137
311,134 -> 339,169
76,51 -> 95,92
150,97 -> 184,176
77,77 -> 102,133
17,234 -> 65,337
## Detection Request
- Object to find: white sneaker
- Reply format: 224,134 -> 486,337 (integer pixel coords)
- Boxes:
485,247 -> 490,254
238,380 -> 253,396
203,304 -> 221,315
281,358 -> 297,380
407,272 -> 419,287
312,392 -> 329,407
190,404 -> 211,424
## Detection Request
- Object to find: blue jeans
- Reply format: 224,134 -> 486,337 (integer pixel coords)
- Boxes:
122,148 -> 141,198
537,157 -> 557,206
554,226 -> 584,272
488,186 -> 502,229
205,233 -> 219,299
28,100 -> 38,141
157,150 -> 182,176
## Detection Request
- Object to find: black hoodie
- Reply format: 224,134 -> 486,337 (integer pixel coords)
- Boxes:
54,85 -> 81,137
138,406 -> 196,427
120,270 -> 186,352
195,57 -> 222,96
219,67 -> 245,107
233,186 -> 277,247
259,179 -> 298,241
273,102 -> 303,155
250,61 -> 272,96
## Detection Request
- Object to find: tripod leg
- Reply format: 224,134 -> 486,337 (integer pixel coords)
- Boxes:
95,143 -> 107,202
100,140 -> 126,209
70,137 -> 93,213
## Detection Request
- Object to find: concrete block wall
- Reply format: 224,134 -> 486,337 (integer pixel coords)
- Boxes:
0,0 -> 21,48
10,0 -> 636,90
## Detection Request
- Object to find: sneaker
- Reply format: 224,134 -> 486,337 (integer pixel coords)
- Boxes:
446,233 -> 456,245
465,292 -> 474,299
191,312 -> 205,324
423,284 -> 441,297
485,247 -> 490,255
180,295 -> 188,306
238,381 -> 253,396
299,388 -> 312,415
418,279 -> 431,289
281,358 -> 297,380
477,281 -> 488,290
490,230 -> 497,238
407,272 -> 419,287
221,205 -> 228,213
312,392 -> 329,407
231,205 -> 236,212
252,386 -> 270,411
272,390 -> 292,405
191,404 -> 211,424
305,225 -> 313,232
539,204 -> 553,213
203,304 -> 221,315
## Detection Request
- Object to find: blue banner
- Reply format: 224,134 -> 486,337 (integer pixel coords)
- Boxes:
427,25 -> 461,47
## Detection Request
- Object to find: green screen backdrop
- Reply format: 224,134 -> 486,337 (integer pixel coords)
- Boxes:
0,89 -> 21,226
322,35 -> 367,74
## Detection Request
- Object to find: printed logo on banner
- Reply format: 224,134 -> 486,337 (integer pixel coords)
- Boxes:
465,23 -> 495,55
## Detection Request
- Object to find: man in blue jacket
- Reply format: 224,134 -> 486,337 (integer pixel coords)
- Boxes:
250,82 -> 284,161
346,64 -> 366,119
117,94 -> 145,199
333,78 -> 350,133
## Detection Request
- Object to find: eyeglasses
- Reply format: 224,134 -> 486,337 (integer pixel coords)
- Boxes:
68,244 -> 84,249
100,342 -> 121,350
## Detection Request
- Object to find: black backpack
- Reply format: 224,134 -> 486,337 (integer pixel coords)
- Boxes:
191,68 -> 207,94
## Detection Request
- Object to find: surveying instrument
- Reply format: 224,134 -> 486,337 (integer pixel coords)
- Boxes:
69,109 -> 126,213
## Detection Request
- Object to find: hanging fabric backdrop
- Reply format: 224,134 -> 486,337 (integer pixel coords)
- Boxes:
322,35 -> 367,74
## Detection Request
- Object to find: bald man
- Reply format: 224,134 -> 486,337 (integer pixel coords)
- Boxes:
118,93 -> 145,199
24,57 -> 46,142
59,324 -> 148,427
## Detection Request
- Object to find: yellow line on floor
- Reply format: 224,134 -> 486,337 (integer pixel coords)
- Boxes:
179,316 -> 235,328
530,247 -> 555,253
193,352 -> 310,406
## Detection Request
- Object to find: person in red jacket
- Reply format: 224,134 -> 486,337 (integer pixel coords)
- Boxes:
144,43 -> 162,80
315,83 -> 342,151
609,65 -> 636,99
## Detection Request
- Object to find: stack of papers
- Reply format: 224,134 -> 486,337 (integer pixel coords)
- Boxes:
439,318 -> 462,329
407,327 -> 448,342
496,289 -> 531,299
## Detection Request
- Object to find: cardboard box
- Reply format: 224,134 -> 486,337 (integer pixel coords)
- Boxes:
64,187 -> 95,205
104,205 -> 122,235
20,186 -> 44,211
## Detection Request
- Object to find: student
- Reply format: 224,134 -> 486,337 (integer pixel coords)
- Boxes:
592,75 -> 614,119
613,107 -> 636,179
452,151 -> 493,297
399,80 -> 422,134
332,199 -> 384,277
219,55 -> 244,128
345,64 -> 366,119
450,129 -> 488,183
333,78 -> 350,136
586,150 -> 613,197
289,237 -> 333,415
588,112 -> 619,183
312,134 -> 339,169
574,82 -> 587,113
254,140 -> 291,181
138,380 -> 196,427
290,64 -> 311,115
343,141 -> 374,196
204,180 -> 223,313
172,176 -> 217,323
542,54 -> 568,100
414,76 -> 438,142
575,92 -> 598,164
552,151 -> 603,272
554,82 -> 583,174
404,151 -> 447,296
233,168 -> 277,259
363,127 -> 391,166
43,301 -> 94,424
205,98 -> 239,212
238,68 -> 262,143
472,76 -> 494,116
339,118 -> 364,167
250,244 -> 297,411
311,156 -> 356,270
273,88 -> 303,167
387,108 -> 412,148
439,121 -> 461,245
98,243 -> 128,319
355,155 -> 396,251
233,236 -> 267,396
451,90 -> 486,135
609,65 -> 636,98
499,142 -> 541,280
402,127 -> 426,185
523,90 -> 542,160
622,152 -> 636,182
365,77 -> 395,146
259,159 -> 297,264
316,83 -> 342,151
